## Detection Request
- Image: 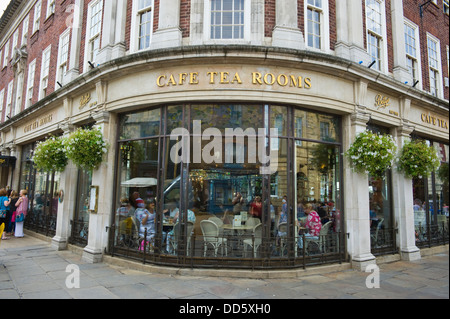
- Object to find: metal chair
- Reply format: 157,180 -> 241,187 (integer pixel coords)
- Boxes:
243,223 -> 262,258
200,220 -> 228,257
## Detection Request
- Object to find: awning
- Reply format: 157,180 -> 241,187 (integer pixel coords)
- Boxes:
121,177 -> 157,187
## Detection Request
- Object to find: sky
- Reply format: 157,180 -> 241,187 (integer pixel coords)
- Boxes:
0,0 -> 10,19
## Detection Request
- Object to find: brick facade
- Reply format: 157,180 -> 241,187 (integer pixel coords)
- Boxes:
0,0 -> 449,123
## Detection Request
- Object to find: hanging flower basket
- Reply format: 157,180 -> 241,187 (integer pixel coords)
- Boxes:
32,136 -> 68,172
345,130 -> 397,178
397,140 -> 440,178
65,127 -> 108,171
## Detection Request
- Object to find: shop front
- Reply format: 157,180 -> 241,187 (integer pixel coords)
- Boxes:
1,46 -> 448,269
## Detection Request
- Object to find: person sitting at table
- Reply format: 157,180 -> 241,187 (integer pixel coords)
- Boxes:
298,203 -> 322,249
166,206 -> 196,254
135,198 -> 156,250
163,201 -> 179,219
249,196 -> 262,219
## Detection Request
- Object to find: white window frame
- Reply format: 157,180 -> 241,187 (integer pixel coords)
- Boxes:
33,0 -> 42,34
83,0 -> 103,72
203,0 -> 251,44
426,33 -> 443,98
26,59 -> 36,108
22,15 -> 29,46
14,72 -> 25,116
12,29 -> 19,51
404,19 -> 422,89
56,29 -> 71,86
0,89 -> 4,121
444,0 -> 449,15
365,0 -> 388,73
46,0 -> 56,18
130,0 -> 154,53
39,45 -> 52,100
2,40 -> 9,68
6,80 -> 14,119
304,0 -> 330,53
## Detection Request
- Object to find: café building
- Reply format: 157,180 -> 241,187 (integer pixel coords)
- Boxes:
0,0 -> 448,271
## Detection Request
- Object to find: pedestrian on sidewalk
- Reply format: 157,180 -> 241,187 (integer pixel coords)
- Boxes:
7,190 -> 19,237
14,189 -> 29,238
0,188 -> 12,240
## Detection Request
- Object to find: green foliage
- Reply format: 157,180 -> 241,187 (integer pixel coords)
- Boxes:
397,140 -> 440,178
65,127 -> 108,171
345,130 -> 397,178
32,136 -> 68,172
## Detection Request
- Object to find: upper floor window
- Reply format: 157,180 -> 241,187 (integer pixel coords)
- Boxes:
365,0 -> 387,72
204,0 -> 250,42
404,20 -> 422,87
304,0 -> 330,52
46,0 -> 56,18
0,89 -> 4,122
22,15 -> 29,46
26,59 -> 36,108
57,30 -> 70,85
33,0 -> 42,34
2,41 -> 9,68
39,45 -> 51,99
130,0 -> 154,52
444,0 -> 449,15
427,34 -> 442,98
83,0 -> 103,71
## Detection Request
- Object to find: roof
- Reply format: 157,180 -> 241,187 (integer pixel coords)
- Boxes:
0,0 -> 23,39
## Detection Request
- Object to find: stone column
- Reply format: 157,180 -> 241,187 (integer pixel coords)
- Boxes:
66,0 -> 84,82
97,0 -> 127,64
272,0 -> 305,50
391,101 -> 421,261
52,122 -> 78,251
82,111 -> 118,263
151,0 -> 183,49
390,0 -> 409,83
335,0 -> 371,64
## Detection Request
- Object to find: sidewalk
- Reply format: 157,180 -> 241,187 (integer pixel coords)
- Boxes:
0,234 -> 448,300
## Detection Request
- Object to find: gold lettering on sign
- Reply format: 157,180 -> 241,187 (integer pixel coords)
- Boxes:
375,94 -> 390,110
421,113 -> 449,129
79,93 -> 91,110
23,113 -> 54,133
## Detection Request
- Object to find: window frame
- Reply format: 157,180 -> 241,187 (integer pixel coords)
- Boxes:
404,19 -> 422,89
130,0 -> 154,53
83,0 -> 103,72
304,0 -> 330,53
32,0 -> 42,34
426,33 -> 443,98
56,29 -> 71,86
39,45 -> 52,100
365,0 -> 388,73
26,59 -> 37,109
203,0 -> 251,44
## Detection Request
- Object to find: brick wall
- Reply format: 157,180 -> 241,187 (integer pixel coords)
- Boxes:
403,0 -> 449,100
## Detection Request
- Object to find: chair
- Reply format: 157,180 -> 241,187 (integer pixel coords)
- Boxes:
243,223 -> 262,258
277,222 -> 288,256
209,216 -> 223,227
186,221 -> 194,256
200,220 -> 228,257
371,218 -> 384,247
168,222 -> 180,254
437,215 -> 448,233
305,221 -> 332,254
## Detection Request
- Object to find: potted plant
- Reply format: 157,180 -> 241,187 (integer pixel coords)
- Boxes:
65,127 -> 108,171
345,130 -> 397,178
397,140 -> 440,178
32,136 -> 68,172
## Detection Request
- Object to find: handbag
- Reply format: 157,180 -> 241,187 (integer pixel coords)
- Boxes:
0,210 -> 6,219
15,213 -> 25,223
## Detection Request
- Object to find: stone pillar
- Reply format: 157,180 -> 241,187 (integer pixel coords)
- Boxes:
151,0 -> 183,49
390,0 -> 409,83
82,111 -> 118,263
97,0 -> 127,64
391,101 -> 421,261
335,0 -> 370,64
51,123 -> 77,251
66,0 -> 84,82
272,0 -> 305,50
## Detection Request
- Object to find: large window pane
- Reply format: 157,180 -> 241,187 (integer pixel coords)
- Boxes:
119,108 -> 161,140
